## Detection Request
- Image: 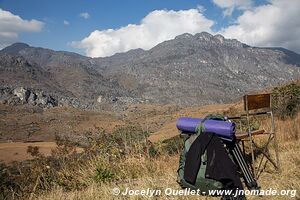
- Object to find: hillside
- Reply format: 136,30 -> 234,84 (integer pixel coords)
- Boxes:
1,32 -> 300,109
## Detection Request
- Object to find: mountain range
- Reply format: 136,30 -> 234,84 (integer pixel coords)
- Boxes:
1,32 -> 300,110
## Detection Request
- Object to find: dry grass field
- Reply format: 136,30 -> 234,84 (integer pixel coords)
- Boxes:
35,112 -> 300,200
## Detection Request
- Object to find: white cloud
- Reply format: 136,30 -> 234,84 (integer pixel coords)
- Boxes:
0,8 -> 44,48
72,9 -> 214,57
220,0 -> 300,53
212,0 -> 253,16
63,20 -> 70,26
197,5 -> 206,13
79,12 -> 90,19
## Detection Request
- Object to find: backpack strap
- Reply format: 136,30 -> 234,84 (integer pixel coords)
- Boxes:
198,149 -> 207,177
185,134 -> 198,152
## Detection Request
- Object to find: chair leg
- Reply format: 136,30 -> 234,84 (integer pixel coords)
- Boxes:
270,111 -> 280,171
252,138 -> 279,171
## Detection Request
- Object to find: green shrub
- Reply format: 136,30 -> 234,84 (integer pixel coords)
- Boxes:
94,164 -> 116,183
272,83 -> 300,119
156,135 -> 184,156
83,124 -> 150,157
0,163 -> 18,200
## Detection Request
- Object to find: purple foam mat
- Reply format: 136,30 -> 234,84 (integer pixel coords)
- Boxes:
176,117 -> 235,140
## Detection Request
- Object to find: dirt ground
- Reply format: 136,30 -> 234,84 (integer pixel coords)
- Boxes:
0,142 -> 57,163
0,141 -> 85,163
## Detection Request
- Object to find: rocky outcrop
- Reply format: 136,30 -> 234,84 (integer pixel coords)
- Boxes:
0,87 -> 58,108
0,85 -> 148,111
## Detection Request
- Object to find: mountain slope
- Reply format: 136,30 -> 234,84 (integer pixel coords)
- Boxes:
95,32 -> 300,105
1,32 -> 300,108
0,43 -> 129,109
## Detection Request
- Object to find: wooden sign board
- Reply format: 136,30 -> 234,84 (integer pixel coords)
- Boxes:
244,94 -> 271,111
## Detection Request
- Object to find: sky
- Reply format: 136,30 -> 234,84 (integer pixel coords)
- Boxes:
0,0 -> 299,57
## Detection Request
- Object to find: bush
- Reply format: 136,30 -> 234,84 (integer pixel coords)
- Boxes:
160,135 -> 183,155
0,163 -> 20,200
272,83 -> 300,119
82,124 -> 150,157
94,164 -> 115,183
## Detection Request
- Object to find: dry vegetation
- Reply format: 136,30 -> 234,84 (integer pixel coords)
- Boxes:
1,82 -> 300,200
33,114 -> 300,200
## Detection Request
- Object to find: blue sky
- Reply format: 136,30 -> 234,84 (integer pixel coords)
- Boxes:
0,0 -> 299,57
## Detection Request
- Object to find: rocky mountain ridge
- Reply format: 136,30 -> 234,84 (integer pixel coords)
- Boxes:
1,32 -> 300,109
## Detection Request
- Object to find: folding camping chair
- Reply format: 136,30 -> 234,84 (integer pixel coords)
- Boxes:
228,93 -> 280,179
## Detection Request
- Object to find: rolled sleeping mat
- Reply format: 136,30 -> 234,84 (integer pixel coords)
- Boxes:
176,117 -> 236,140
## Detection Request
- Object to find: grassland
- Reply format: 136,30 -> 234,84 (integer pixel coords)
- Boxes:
34,112 -> 300,200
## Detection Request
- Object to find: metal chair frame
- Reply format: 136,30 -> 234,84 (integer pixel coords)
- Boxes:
228,93 -> 280,179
